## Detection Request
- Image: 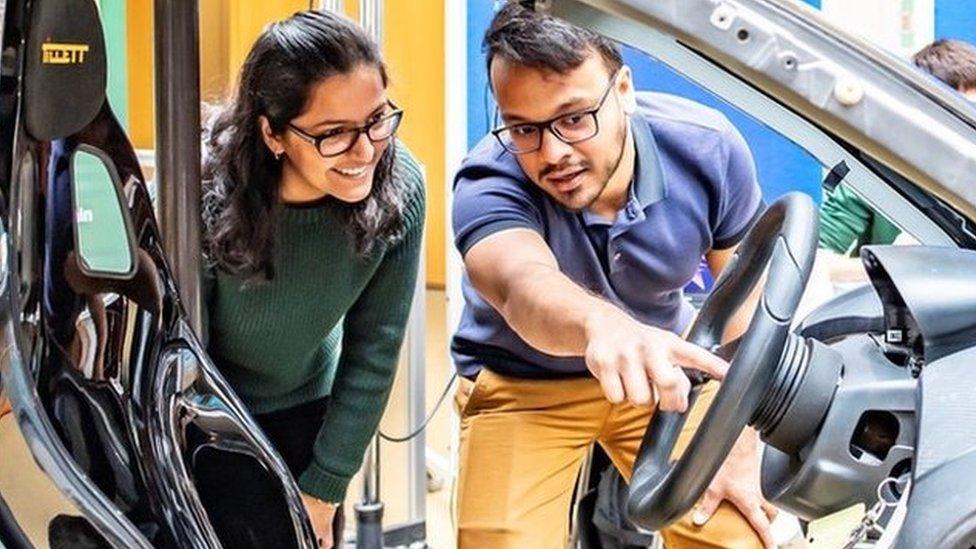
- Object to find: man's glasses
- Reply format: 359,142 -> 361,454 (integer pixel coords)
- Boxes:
491,70 -> 619,155
288,101 -> 404,158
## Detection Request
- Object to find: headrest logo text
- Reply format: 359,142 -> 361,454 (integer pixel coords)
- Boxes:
41,42 -> 90,65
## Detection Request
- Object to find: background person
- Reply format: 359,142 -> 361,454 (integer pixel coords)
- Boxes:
818,38 -> 976,284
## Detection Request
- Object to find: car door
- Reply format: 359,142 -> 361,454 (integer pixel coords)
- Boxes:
540,0 -> 976,545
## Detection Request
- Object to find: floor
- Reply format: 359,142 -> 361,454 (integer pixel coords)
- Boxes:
0,410 -> 82,547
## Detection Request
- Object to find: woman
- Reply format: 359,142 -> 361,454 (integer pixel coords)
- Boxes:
198,10 -> 424,548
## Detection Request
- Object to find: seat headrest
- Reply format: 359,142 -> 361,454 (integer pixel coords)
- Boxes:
23,0 -> 107,140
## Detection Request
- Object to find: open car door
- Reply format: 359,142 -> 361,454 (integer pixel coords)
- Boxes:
533,1 -> 976,547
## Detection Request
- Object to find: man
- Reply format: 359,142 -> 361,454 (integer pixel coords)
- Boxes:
451,4 -> 773,548
819,39 -> 976,283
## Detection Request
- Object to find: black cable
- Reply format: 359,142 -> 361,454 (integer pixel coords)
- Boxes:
378,372 -> 458,443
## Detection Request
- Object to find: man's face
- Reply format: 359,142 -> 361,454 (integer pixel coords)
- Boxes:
490,54 -> 635,211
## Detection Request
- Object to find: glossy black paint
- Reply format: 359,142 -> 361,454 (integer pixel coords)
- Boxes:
0,0 -> 316,547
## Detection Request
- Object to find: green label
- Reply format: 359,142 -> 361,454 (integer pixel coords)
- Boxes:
73,150 -> 134,276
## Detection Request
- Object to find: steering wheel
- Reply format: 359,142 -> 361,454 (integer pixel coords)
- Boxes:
627,192 -> 818,530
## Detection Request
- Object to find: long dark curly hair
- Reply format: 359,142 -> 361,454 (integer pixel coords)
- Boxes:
202,10 -> 404,283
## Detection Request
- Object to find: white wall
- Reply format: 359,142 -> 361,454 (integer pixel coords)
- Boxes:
445,0 -> 468,342
821,0 -> 934,58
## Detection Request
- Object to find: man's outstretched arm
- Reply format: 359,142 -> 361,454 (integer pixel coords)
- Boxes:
464,227 -> 728,411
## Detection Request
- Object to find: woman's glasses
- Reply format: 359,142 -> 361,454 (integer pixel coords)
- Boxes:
288,101 -> 404,158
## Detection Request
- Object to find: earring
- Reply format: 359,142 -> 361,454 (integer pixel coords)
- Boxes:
275,150 -> 283,161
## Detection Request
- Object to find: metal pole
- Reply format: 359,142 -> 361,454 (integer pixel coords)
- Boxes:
356,1 -> 428,544
356,436 -> 384,549
363,436 -> 381,506
359,0 -> 383,46
154,0 -> 202,335
356,8 -> 386,544
319,0 -> 345,13
406,237 -> 428,523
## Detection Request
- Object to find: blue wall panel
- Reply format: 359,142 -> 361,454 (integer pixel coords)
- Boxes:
620,48 -> 822,204
935,0 -> 976,45
465,0 -> 825,203
466,0 -> 498,148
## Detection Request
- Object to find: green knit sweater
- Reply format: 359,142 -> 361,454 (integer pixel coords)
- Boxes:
202,146 -> 425,502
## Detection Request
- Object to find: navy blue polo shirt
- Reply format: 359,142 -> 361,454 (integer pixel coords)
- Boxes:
451,92 -> 763,379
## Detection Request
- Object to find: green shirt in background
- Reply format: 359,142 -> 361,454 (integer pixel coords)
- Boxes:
818,182 -> 901,256
203,145 -> 425,502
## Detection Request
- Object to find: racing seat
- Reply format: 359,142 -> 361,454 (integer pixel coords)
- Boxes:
0,0 -> 316,546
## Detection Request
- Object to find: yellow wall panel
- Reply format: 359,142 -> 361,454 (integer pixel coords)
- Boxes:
220,1 -> 447,286
126,0 -> 153,149
228,2 -> 309,86
201,0 -> 231,103
384,0 -> 446,287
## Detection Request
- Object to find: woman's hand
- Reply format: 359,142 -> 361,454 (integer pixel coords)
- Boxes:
301,492 -> 338,548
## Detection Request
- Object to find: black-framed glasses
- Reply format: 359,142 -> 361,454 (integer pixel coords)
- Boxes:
287,101 -> 404,158
491,70 -> 619,155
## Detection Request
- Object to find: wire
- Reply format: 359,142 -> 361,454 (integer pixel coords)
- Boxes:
378,372 -> 458,443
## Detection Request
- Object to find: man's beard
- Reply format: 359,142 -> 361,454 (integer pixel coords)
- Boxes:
550,121 -> 629,213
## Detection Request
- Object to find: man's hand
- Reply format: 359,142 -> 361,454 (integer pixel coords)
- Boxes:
464,228 -> 726,411
301,492 -> 338,548
583,309 -> 728,411
692,429 -> 777,548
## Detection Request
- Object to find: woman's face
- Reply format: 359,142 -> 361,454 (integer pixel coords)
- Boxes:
264,64 -> 393,204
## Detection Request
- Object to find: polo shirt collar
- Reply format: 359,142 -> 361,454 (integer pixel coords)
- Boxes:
581,118 -> 667,227
632,116 -> 668,207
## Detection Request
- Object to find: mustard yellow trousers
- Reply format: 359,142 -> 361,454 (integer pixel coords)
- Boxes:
455,369 -> 763,549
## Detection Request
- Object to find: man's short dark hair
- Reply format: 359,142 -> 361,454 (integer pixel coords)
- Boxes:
913,39 -> 976,91
483,2 -> 623,79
